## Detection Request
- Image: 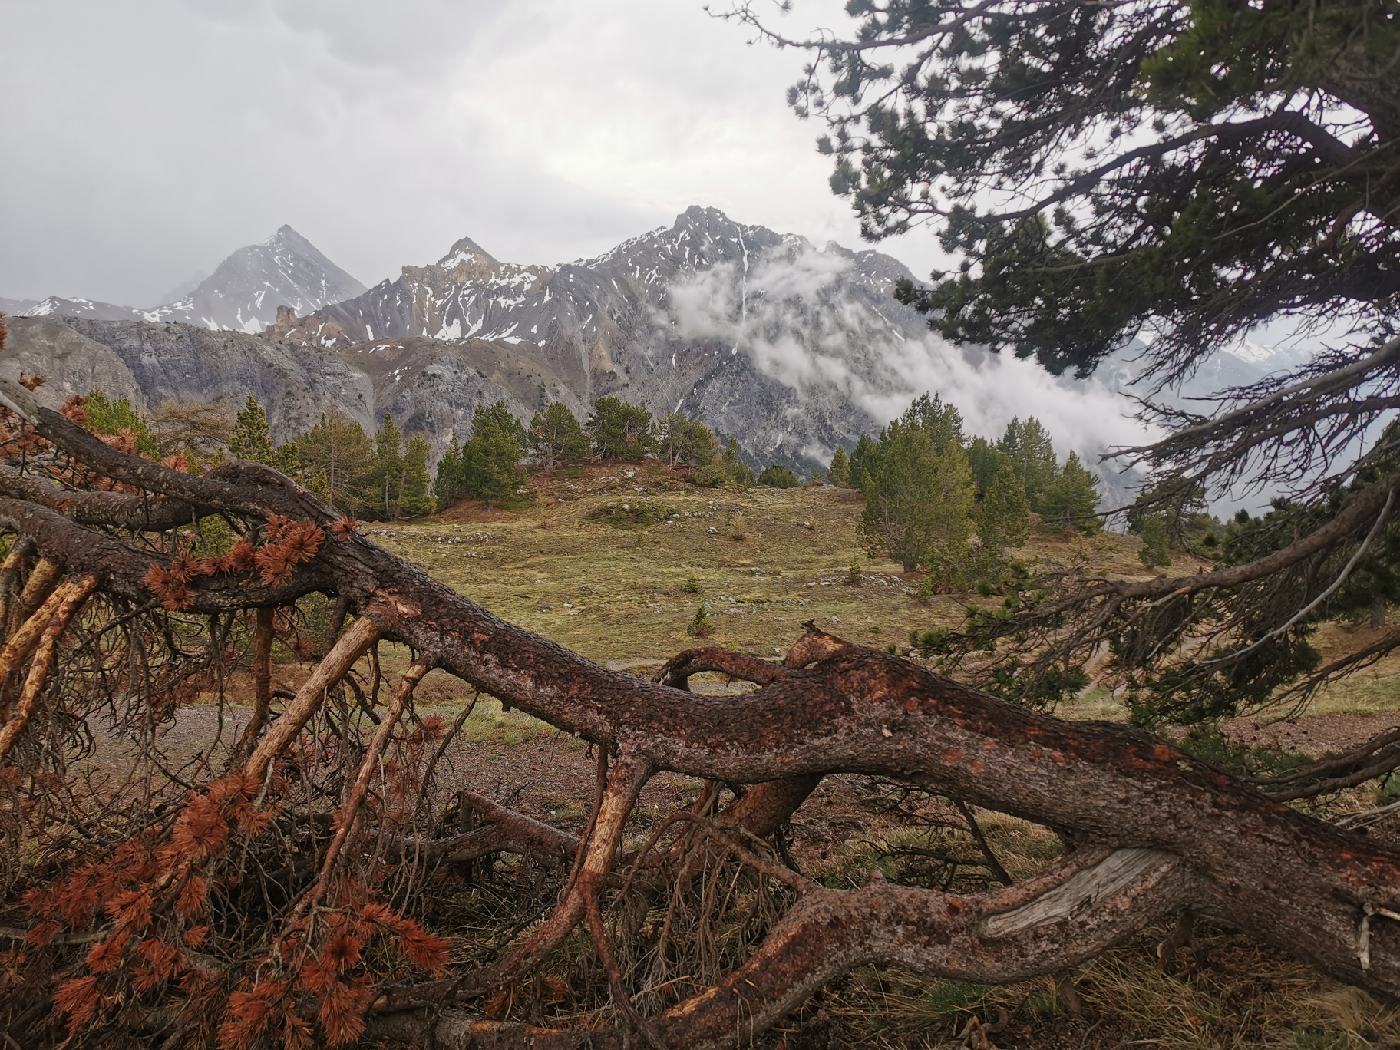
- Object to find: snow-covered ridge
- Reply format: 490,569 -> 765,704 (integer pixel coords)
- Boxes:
10,226 -> 365,333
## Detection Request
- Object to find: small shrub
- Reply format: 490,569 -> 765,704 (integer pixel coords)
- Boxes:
917,574 -> 940,603
690,461 -> 728,488
588,500 -> 675,528
1175,724 -> 1310,778
682,575 -> 701,594
845,556 -> 863,587
909,627 -> 951,657
757,464 -> 801,488
687,603 -> 714,638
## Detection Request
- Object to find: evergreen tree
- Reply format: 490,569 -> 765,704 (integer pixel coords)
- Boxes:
978,458 -> 1031,554
722,437 -> 754,490
1127,478 -> 1212,552
757,2 -> 1398,379
659,413 -> 721,474
528,402 -> 589,471
657,412 -> 689,468
828,446 -> 851,487
371,414 -> 406,520
1138,515 -> 1172,570
150,401 -> 234,468
287,413 -> 375,514
434,433 -> 465,509
757,465 -> 800,488
859,412 -> 976,575
400,434 -> 435,518
461,401 -> 526,504
901,393 -> 964,450
230,395 -> 277,466
588,396 -> 653,461
741,0 -> 1400,718
997,417 -> 1058,511
966,437 -> 1001,498
84,390 -> 159,457
1042,453 -> 1101,535
848,433 -> 881,493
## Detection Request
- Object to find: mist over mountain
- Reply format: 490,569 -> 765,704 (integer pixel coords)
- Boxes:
1,207 -> 1293,511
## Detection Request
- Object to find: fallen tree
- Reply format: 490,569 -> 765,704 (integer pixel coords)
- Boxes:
2,374 -> 1399,1049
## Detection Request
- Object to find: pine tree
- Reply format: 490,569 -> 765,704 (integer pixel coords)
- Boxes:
848,433 -> 881,493
677,419 -> 720,473
658,413 -> 721,474
657,412 -> 688,468
588,396 -> 653,461
722,437 -> 754,489
979,458 -> 1031,554
286,413 -> 374,514
757,465 -> 800,488
400,434 -> 435,518
966,437 -> 1000,498
1042,453 -> 1101,535
997,417 -> 1058,511
230,395 -> 277,466
1127,478 -> 1212,552
84,390 -> 159,457
462,401 -> 526,504
859,411 -> 975,575
1138,515 -> 1172,570
901,393 -> 964,450
150,401 -> 234,468
371,414 -> 405,520
528,402 -> 589,471
434,433 -> 465,509
828,446 -> 851,487
750,0 -> 1400,715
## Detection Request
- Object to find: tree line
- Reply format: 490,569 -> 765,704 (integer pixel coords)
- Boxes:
827,395 -> 1101,581
430,395 -> 805,507
71,390 -> 801,519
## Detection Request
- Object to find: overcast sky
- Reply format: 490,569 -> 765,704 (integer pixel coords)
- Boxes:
0,0 -> 950,306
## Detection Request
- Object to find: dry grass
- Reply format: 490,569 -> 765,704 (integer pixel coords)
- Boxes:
362,467 -> 1398,1048
373,463 -> 1151,667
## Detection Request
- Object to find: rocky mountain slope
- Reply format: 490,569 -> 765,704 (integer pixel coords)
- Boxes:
12,226 -> 364,333
264,205 -> 948,468
2,206 -> 1297,507
0,315 -> 549,455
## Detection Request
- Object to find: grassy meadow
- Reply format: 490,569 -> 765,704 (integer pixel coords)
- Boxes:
328,462 -> 1400,1048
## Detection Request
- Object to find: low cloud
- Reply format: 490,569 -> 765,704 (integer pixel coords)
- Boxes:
669,245 -> 1158,469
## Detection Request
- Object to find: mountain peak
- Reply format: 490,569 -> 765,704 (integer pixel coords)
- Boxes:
266,224 -> 312,249
676,204 -> 736,228
435,235 -> 500,276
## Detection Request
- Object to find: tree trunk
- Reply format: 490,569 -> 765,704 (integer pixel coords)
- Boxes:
4,380 -> 1400,1048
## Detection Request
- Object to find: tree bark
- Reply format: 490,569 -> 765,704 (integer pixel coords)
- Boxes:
6,378 -> 1400,1047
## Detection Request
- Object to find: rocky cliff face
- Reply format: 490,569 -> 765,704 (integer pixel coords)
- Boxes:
0,316 -> 552,456
12,226 -> 365,334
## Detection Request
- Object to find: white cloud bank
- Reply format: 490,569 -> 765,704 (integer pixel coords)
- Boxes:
669,246 -> 1158,466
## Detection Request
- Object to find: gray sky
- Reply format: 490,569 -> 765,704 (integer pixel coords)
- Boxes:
0,0 -> 948,306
